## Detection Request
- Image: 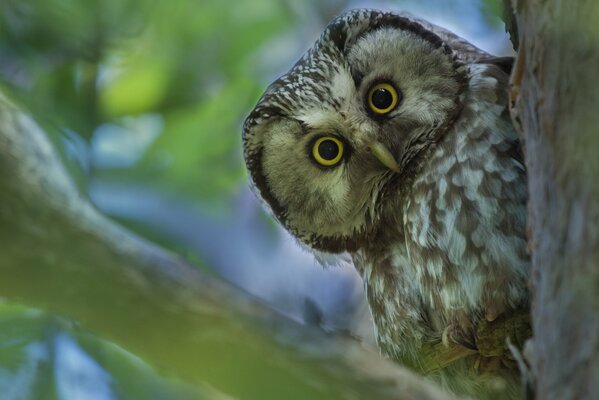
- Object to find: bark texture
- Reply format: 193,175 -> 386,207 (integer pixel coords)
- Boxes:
507,1 -> 599,399
0,93 -> 457,399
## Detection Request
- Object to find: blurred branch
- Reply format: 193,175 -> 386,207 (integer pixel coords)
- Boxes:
0,92 -> 455,399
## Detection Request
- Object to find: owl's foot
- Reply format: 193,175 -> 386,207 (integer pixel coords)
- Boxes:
475,309 -> 531,358
423,311 -> 531,376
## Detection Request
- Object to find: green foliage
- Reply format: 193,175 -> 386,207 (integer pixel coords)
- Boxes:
0,0 -> 295,201
479,0 -> 506,28
0,1 -> 307,397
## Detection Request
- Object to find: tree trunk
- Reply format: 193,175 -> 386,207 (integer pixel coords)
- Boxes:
0,93 -> 454,399
507,1 -> 599,398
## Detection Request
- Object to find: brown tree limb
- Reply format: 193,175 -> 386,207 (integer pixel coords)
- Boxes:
0,93 -> 457,399
506,1 -> 599,399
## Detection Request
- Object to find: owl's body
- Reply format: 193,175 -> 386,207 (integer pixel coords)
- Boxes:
358,61 -> 528,356
244,9 -> 529,398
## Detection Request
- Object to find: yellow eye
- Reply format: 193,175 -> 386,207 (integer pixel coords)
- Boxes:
367,82 -> 400,115
312,136 -> 344,167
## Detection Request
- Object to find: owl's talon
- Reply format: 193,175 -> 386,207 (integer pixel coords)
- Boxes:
441,324 -> 464,348
442,323 -> 477,350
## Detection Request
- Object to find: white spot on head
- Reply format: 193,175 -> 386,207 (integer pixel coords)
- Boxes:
330,69 -> 356,109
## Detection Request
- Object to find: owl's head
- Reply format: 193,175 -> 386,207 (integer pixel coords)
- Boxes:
243,9 -> 466,253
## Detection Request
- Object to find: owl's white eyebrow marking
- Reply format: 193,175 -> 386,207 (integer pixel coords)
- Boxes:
329,69 -> 356,108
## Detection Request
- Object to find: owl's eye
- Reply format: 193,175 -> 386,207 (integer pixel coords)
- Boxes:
311,136 -> 344,167
367,82 -> 400,115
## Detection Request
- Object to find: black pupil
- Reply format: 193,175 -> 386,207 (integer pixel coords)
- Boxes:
371,87 -> 393,109
318,140 -> 339,161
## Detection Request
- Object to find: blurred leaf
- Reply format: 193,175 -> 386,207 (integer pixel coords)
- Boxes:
479,0 -> 505,28
139,77 -> 259,200
100,59 -> 171,117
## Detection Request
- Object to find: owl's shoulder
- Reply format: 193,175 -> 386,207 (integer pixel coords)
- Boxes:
401,63 -> 528,318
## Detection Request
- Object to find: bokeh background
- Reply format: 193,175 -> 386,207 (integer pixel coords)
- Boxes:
0,0 -> 511,398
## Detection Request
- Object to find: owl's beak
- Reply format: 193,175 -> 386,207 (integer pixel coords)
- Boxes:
369,141 -> 401,173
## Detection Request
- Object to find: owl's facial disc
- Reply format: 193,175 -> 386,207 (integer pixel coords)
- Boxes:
242,115 -> 389,252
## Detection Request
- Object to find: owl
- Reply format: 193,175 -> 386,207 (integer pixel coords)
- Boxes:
243,9 -> 529,399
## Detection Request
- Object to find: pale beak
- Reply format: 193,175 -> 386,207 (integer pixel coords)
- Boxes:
369,141 -> 401,173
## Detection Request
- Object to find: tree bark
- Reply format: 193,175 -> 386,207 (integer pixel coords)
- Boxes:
0,93 -> 456,399
507,1 -> 599,399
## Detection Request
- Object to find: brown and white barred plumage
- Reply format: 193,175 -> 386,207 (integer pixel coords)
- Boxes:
243,9 -> 529,399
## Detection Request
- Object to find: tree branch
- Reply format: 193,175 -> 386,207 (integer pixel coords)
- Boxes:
0,93 -> 456,399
